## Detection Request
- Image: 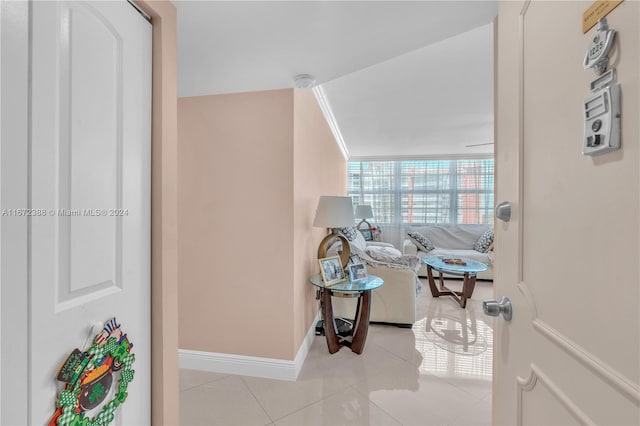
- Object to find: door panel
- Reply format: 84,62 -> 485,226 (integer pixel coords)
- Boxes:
59,0 -> 122,303
30,1 -> 151,424
518,367 -> 582,426
64,1 -> 122,297
495,1 -> 640,425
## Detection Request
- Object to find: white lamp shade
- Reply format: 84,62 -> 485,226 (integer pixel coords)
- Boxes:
313,196 -> 355,228
355,205 -> 374,219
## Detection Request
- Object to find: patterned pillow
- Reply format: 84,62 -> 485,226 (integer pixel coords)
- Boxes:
338,226 -> 358,242
474,229 -> 494,253
407,231 -> 435,252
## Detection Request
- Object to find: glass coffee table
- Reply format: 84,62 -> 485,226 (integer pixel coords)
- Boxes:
309,274 -> 383,354
422,256 -> 488,308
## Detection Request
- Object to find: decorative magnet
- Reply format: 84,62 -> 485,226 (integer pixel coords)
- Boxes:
56,349 -> 86,383
49,317 -> 135,426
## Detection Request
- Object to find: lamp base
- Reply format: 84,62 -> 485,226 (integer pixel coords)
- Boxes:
317,231 -> 350,268
357,219 -> 371,230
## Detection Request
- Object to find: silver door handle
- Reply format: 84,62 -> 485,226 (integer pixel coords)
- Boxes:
483,296 -> 513,321
495,201 -> 511,222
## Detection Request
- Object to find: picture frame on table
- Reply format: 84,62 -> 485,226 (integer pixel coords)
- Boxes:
348,262 -> 367,281
349,254 -> 363,265
360,229 -> 373,241
318,256 -> 346,286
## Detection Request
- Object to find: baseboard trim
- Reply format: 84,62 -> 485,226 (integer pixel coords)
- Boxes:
179,311 -> 320,381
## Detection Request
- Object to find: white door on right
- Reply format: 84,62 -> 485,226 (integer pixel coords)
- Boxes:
494,1 -> 639,425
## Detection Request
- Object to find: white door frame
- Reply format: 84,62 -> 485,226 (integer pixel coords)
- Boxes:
0,1 -> 29,423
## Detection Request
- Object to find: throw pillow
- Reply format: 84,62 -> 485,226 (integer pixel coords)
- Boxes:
338,226 -> 358,242
351,230 -> 368,251
366,246 -> 402,263
407,231 -> 435,252
474,229 -> 494,253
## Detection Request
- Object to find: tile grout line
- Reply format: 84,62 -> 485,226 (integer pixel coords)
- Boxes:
443,378 -> 492,402
239,375 -> 276,425
446,390 -> 492,426
179,372 -> 232,393
268,400 -> 320,424
368,334 -> 424,368
269,338 -> 388,422
264,379 -> 356,424
348,382 -> 404,426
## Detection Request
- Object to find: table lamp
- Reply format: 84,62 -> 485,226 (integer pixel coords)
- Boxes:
355,205 -> 374,230
313,196 -> 354,267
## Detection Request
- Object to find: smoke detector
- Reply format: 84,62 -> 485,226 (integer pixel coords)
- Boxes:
294,74 -> 316,89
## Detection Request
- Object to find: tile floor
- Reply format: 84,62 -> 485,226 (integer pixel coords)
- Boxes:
180,278 -> 494,425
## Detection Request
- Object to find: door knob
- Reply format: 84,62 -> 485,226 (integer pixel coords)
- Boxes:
483,296 -> 513,321
495,201 -> 511,222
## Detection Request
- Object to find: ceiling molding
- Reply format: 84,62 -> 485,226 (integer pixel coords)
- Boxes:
312,85 -> 349,161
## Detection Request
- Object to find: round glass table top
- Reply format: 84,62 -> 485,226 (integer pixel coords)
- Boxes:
309,274 -> 383,292
422,255 -> 488,274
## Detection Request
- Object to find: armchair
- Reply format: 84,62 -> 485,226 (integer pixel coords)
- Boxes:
328,228 -> 421,327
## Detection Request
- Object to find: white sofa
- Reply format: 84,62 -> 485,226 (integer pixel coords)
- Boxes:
329,229 -> 420,327
403,224 -> 494,281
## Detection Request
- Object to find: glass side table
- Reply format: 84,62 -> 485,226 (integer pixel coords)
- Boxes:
422,255 -> 488,308
309,274 -> 383,354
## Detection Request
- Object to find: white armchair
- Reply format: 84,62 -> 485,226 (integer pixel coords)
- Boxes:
329,228 -> 420,327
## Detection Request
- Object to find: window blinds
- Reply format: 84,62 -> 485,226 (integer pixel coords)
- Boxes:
348,159 -> 494,225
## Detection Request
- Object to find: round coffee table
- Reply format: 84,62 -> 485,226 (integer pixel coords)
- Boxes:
309,274 -> 383,354
422,256 -> 488,308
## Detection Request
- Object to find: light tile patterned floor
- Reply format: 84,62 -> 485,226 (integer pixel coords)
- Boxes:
180,279 -> 494,425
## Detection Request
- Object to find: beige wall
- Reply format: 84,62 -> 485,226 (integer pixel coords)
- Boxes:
178,89 -> 345,361
292,90 -> 347,352
134,1 -> 179,424
179,90 -> 296,359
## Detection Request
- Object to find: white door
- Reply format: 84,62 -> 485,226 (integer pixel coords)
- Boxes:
27,1 -> 151,424
494,1 -> 639,425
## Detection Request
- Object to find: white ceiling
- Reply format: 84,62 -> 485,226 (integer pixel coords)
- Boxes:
324,22 -> 495,158
176,0 -> 497,157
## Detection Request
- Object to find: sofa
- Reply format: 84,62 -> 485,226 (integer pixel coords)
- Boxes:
403,224 -> 494,281
328,228 -> 420,327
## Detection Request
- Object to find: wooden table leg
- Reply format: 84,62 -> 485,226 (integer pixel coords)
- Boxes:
427,265 -> 441,297
321,289 -> 340,354
351,290 -> 371,354
459,273 -> 478,309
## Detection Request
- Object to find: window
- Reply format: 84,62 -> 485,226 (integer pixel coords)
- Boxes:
348,159 -> 494,225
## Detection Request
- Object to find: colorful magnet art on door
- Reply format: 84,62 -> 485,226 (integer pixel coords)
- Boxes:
49,318 -> 135,426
